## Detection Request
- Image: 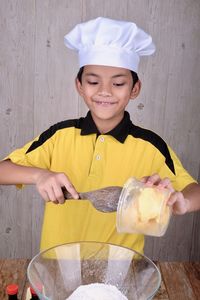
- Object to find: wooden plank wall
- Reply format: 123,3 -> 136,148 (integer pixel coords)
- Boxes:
0,0 -> 200,260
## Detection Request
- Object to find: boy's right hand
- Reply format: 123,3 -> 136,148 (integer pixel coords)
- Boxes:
35,169 -> 79,204
0,160 -> 78,204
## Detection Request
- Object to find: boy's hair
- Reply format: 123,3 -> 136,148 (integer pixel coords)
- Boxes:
76,67 -> 139,87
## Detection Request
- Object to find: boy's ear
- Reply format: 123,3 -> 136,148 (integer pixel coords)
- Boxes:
75,78 -> 84,96
130,80 -> 141,99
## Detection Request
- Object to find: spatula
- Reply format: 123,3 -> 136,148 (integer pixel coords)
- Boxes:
62,186 -> 122,212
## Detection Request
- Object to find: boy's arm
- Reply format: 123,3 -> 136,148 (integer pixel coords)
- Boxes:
0,160 -> 79,203
170,182 -> 200,214
0,160 -> 45,185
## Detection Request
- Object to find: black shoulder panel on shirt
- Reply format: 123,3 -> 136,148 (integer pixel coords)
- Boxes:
129,125 -> 176,174
26,118 -> 83,154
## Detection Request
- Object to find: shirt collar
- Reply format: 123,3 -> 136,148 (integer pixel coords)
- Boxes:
81,111 -> 131,143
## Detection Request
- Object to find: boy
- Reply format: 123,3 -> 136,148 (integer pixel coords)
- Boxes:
0,17 -> 199,254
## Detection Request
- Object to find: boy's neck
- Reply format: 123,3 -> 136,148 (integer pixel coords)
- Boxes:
91,112 -> 125,134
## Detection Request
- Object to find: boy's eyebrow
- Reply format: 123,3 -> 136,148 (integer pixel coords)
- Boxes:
84,73 -> 128,78
112,74 -> 127,78
84,73 -> 99,77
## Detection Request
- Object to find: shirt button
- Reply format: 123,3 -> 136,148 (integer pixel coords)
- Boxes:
100,136 -> 104,142
96,154 -> 101,160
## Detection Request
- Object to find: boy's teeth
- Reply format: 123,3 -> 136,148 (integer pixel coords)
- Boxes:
97,101 -> 113,104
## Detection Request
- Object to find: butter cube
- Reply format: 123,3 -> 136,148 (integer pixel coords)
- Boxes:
138,188 -> 165,223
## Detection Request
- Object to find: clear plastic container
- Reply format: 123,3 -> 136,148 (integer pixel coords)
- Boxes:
116,177 -> 172,237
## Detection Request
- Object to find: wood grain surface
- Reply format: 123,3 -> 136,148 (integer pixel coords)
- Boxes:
0,260 -> 199,299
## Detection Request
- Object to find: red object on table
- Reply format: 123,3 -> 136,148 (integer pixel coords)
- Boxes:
6,284 -> 18,299
30,286 -> 39,299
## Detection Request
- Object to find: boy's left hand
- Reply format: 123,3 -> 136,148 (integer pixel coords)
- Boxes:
141,173 -> 190,215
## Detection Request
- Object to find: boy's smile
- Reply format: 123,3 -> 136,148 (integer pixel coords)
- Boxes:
76,65 -> 141,133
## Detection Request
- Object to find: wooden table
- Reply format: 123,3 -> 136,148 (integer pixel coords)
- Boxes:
0,260 -> 199,299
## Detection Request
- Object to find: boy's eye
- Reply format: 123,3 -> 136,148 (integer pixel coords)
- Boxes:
87,81 -> 98,85
113,83 -> 125,87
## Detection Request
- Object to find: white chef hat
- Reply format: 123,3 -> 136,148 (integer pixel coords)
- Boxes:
64,17 -> 155,73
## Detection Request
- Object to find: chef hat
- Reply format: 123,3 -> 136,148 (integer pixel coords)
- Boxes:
64,17 -> 155,73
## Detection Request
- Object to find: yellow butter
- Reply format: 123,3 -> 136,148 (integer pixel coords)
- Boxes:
117,177 -> 171,236
138,188 -> 165,223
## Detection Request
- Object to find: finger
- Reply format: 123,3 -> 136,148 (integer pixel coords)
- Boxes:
145,174 -> 161,186
39,190 -> 50,202
157,178 -> 174,193
64,182 -> 79,199
158,177 -> 170,187
58,173 -> 79,199
53,185 -> 65,204
168,191 -> 184,205
46,186 -> 57,202
52,199 -> 59,205
167,193 -> 178,206
140,176 -> 149,183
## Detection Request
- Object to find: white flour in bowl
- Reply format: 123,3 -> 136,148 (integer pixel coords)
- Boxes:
67,283 -> 128,299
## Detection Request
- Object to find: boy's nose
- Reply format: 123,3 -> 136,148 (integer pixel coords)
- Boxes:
97,90 -> 112,97
97,81 -> 112,96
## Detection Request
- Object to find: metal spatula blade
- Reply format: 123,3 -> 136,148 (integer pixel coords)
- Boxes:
62,186 -> 122,212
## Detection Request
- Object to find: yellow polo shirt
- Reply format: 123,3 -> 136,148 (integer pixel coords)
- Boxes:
6,111 -> 195,253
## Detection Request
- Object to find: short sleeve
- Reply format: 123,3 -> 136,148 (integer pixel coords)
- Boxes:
4,133 -> 53,170
157,145 -> 196,191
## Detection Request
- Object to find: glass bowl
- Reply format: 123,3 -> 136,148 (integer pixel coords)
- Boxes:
27,241 -> 161,300
117,177 -> 171,237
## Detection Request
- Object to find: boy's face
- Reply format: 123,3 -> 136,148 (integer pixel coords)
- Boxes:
76,65 -> 141,132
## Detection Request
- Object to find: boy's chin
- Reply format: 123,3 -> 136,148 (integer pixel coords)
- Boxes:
91,110 -> 125,122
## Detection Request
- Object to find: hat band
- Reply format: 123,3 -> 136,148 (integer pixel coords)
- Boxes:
78,46 -> 140,73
